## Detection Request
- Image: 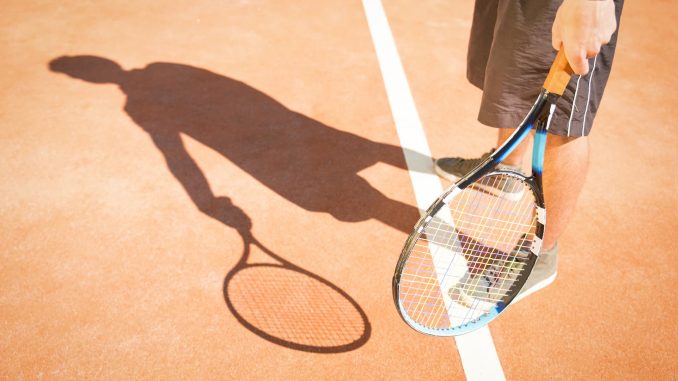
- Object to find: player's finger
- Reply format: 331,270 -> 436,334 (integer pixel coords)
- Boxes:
585,41 -> 601,59
564,44 -> 588,75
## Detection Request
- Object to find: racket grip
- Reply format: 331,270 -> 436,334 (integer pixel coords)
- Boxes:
543,49 -> 574,96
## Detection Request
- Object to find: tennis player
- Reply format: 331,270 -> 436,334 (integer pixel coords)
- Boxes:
435,0 -> 624,299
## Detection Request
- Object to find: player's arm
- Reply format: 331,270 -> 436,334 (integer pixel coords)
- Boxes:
149,131 -> 217,214
552,0 -> 617,75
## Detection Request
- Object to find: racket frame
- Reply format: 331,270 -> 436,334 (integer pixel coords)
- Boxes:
393,89 -> 559,336
224,233 -> 371,352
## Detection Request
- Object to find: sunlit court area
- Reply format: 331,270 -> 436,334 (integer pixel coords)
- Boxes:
1,1 -> 676,379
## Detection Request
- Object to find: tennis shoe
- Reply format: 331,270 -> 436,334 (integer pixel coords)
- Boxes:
434,149 -> 495,181
449,236 -> 531,308
513,242 -> 558,303
434,150 -> 526,201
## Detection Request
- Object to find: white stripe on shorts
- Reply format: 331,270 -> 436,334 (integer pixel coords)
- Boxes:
567,75 -> 582,137
566,54 -> 598,137
581,54 -> 598,136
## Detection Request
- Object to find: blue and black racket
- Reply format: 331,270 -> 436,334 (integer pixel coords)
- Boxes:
393,50 -> 573,336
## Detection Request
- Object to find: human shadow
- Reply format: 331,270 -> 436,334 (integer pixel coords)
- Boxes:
49,55 -> 424,352
49,55 -> 423,233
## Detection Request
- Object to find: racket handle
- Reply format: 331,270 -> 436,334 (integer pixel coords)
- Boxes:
543,49 -> 574,96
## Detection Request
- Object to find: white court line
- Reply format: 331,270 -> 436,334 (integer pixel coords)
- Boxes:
361,1 -> 506,380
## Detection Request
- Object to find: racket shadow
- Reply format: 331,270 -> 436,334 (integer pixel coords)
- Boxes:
223,233 -> 371,353
217,196 -> 371,353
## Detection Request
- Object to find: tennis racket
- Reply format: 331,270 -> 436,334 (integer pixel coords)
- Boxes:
220,197 -> 370,352
392,50 -> 573,336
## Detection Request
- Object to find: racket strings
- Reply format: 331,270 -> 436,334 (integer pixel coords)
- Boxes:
416,221 -> 536,258
228,265 -> 367,348
447,174 -> 534,283
398,173 -> 538,330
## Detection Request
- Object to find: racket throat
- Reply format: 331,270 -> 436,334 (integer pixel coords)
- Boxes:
531,103 -> 556,177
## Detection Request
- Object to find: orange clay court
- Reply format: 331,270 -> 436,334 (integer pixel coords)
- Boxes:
1,1 -> 677,380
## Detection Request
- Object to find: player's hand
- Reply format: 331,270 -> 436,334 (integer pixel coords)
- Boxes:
552,0 -> 617,75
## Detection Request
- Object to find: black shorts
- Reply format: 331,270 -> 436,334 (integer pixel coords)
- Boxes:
468,0 -> 624,137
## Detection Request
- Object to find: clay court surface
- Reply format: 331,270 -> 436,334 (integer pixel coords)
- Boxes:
2,1 -> 677,379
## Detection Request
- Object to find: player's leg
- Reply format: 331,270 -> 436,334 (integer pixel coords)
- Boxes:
514,135 -> 588,300
542,135 -> 589,250
441,0 -> 623,301
434,0 -> 503,181
494,127 -> 528,167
